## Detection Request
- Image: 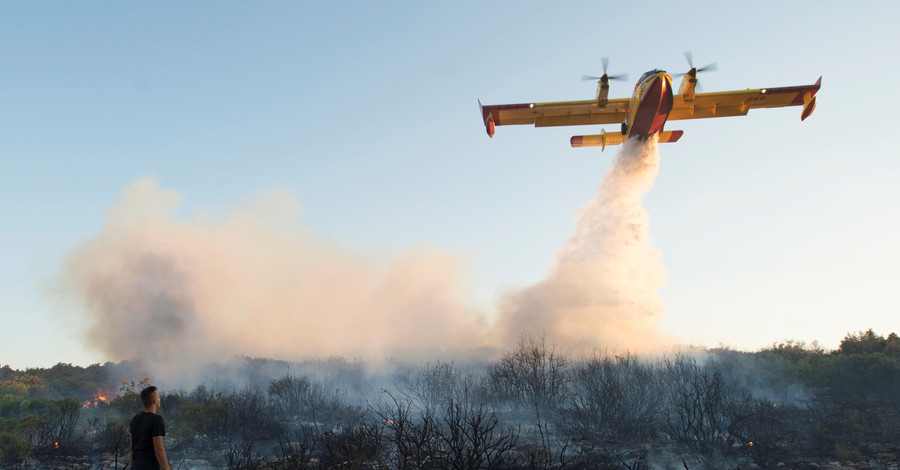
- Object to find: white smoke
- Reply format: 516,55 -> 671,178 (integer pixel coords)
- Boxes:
496,137 -> 672,352
62,179 -> 487,372
61,138 -> 671,375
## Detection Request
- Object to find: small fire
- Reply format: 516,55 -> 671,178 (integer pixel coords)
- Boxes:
383,419 -> 394,425
54,442 -> 59,449
749,441 -> 754,447
83,389 -> 116,409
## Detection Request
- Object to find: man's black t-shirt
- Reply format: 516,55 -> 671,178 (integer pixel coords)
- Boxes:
130,411 -> 165,470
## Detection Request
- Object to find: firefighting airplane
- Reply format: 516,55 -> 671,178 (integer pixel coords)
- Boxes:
478,57 -> 821,150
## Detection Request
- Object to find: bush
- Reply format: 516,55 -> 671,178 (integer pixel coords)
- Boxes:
485,335 -> 570,412
0,431 -> 32,465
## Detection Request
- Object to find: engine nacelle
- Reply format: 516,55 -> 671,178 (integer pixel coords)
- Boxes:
596,83 -> 610,107
678,76 -> 698,102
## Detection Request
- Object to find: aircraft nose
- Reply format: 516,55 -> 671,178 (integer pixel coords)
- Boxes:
656,72 -> 671,90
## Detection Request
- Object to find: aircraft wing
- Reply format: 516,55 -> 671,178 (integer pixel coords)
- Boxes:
479,98 -> 630,137
669,77 -> 821,122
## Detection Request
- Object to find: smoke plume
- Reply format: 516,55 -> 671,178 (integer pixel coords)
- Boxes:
62,179 -> 487,369
496,137 -> 671,352
61,138 -> 671,374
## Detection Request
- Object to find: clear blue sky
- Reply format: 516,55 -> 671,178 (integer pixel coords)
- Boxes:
2,1 -> 899,369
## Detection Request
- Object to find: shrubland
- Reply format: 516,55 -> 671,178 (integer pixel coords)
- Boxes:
1,329 -> 898,469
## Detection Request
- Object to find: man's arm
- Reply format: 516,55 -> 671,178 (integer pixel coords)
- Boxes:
128,434 -> 133,465
152,435 -> 170,470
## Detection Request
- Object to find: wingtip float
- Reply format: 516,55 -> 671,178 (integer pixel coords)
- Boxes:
479,58 -> 821,151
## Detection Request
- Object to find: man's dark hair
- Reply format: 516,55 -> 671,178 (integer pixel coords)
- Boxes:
140,385 -> 158,409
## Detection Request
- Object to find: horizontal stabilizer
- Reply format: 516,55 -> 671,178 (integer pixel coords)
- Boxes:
659,130 -> 684,143
571,130 -> 684,150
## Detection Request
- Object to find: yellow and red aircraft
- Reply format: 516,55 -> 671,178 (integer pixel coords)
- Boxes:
479,57 -> 821,150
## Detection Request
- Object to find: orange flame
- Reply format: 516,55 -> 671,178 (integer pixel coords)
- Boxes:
54,441 -> 59,449
83,389 -> 117,408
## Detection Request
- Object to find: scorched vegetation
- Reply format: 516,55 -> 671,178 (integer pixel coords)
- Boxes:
1,330 -> 899,469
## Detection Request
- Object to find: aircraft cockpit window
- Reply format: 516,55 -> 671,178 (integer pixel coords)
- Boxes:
639,70 -> 662,83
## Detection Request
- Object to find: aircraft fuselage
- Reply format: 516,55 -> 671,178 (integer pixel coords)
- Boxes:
625,70 -> 674,139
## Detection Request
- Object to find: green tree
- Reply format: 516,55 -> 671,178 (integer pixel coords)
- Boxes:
173,393 -> 230,443
0,431 -> 32,466
839,329 -> 893,355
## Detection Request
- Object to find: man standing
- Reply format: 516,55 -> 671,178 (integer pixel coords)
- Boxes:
129,385 -> 171,470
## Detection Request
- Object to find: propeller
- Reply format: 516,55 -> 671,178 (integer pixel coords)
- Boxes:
675,52 -> 717,90
582,57 -> 628,82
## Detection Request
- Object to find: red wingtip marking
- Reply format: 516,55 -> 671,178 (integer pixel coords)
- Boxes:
801,96 -> 816,121
570,136 -> 583,147
808,76 -> 822,98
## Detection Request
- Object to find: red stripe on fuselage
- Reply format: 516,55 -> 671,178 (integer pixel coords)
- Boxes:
631,74 -> 674,137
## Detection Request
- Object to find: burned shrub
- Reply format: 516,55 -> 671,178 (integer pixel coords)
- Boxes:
395,360 -> 463,418
662,353 -> 739,457
319,421 -> 384,470
375,391 -> 441,469
563,353 -> 663,444
435,389 -> 520,470
485,335 -> 571,413
88,418 -> 129,457
224,438 -> 266,470
269,374 -> 357,433
274,423 -> 321,469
